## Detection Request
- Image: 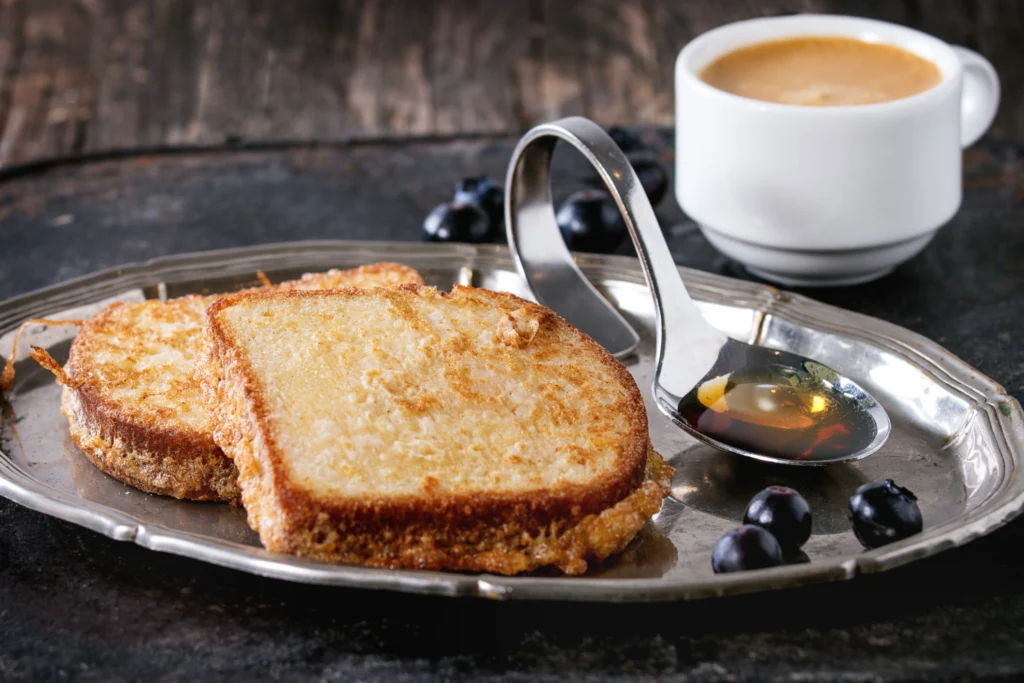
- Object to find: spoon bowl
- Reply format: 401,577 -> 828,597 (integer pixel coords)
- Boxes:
653,338 -> 890,465
505,117 -> 891,465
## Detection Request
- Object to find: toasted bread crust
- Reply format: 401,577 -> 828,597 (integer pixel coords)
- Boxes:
62,387 -> 239,500
50,263 -> 424,501
273,263 -> 424,290
199,285 -> 669,574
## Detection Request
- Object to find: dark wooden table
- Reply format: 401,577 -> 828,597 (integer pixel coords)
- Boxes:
1,129 -> 1023,681
0,0 -> 1022,166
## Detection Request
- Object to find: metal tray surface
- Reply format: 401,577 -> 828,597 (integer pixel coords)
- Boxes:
1,241 -> 1022,602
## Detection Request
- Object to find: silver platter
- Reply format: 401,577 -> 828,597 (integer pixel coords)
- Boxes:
1,241 -> 1022,602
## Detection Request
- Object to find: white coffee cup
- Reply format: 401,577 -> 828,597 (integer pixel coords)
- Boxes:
674,14 -> 1000,286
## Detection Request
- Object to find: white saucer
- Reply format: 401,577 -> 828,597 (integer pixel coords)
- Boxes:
700,228 -> 936,287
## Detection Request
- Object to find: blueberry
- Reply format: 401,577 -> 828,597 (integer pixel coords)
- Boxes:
848,479 -> 923,549
556,189 -> 627,253
784,550 -> 811,565
606,126 -> 647,154
586,141 -> 669,207
423,202 -> 495,243
629,155 -> 669,207
743,486 -> 812,552
454,176 -> 504,228
712,525 -> 784,573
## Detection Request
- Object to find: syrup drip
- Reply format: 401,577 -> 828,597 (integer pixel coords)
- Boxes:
678,364 -> 877,462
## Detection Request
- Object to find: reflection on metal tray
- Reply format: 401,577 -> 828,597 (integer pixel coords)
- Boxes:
1,241 -> 1022,602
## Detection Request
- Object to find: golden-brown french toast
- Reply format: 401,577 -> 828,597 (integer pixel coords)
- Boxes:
197,285 -> 671,574
36,263 -> 424,501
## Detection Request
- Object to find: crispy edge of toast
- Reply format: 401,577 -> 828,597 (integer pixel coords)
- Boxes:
274,262 -> 425,290
62,385 -> 240,500
45,263 -> 425,502
197,285 -> 667,574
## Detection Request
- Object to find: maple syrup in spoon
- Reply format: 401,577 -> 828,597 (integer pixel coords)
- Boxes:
677,364 -> 879,463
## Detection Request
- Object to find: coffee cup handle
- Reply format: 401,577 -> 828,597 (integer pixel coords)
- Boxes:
953,46 -> 1000,148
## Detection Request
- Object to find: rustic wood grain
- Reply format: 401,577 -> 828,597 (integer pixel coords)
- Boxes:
0,0 -> 1019,166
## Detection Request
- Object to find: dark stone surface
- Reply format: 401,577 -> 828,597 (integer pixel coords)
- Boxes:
1,131 -> 1024,681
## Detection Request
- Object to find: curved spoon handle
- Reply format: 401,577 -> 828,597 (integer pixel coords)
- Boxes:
504,117 -> 726,394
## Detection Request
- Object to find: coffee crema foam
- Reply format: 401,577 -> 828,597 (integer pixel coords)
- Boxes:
700,36 -> 942,106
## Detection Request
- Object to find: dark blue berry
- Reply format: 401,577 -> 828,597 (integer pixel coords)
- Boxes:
848,480 -> 923,549
423,202 -> 494,243
556,189 -> 627,253
606,126 -> 647,154
630,155 -> 669,207
586,142 -> 669,206
454,176 -> 504,228
712,525 -> 784,573
743,486 -> 812,553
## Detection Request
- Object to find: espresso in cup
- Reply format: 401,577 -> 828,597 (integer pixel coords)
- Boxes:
675,15 -> 1001,286
700,36 -> 942,107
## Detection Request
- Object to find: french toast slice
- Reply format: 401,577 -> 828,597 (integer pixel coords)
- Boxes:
197,285 -> 672,574
37,263 -> 424,501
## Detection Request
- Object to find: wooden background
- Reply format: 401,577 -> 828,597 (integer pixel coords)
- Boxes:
0,0 -> 1021,167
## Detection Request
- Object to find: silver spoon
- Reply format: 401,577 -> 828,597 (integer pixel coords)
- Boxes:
504,116 -> 890,466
